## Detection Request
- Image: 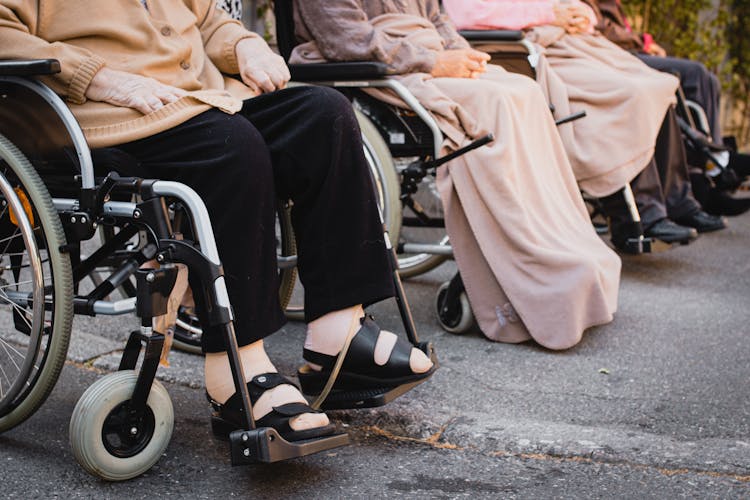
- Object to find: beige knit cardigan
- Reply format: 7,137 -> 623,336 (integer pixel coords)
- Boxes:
0,0 -> 260,148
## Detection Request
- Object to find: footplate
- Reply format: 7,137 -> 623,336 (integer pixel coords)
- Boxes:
229,428 -> 349,465
622,236 -> 652,255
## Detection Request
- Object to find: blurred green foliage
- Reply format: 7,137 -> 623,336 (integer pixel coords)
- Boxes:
624,0 -> 749,146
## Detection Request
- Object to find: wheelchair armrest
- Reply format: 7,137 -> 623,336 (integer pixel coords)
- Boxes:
0,59 -> 61,77
459,30 -> 525,42
288,62 -> 391,82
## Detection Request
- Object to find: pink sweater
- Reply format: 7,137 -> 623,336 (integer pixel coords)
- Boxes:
443,0 -> 596,31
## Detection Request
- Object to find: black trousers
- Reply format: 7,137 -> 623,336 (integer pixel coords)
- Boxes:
602,106 -> 700,230
104,86 -> 394,353
637,54 -> 722,143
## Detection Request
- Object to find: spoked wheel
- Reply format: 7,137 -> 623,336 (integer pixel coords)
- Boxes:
0,134 -> 73,432
397,172 -> 449,278
435,281 -> 475,334
171,204 -> 298,353
70,371 -> 173,481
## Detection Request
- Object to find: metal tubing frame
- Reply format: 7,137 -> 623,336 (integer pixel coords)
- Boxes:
306,78 -> 444,159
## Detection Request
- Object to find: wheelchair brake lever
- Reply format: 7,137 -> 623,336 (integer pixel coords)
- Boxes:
427,134 -> 494,171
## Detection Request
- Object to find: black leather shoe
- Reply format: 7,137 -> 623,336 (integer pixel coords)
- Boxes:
644,218 -> 698,244
673,210 -> 727,233
729,151 -> 750,179
702,189 -> 750,216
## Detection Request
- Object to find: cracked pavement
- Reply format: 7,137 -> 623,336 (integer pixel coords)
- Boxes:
1,212 -> 748,498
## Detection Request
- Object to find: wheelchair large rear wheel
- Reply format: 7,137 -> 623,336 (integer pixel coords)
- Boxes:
396,171 -> 449,278
0,134 -> 73,432
355,108 -> 401,248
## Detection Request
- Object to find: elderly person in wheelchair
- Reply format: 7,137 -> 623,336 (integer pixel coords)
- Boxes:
0,0 -> 435,474
291,0 -> 622,350
443,0 -> 728,247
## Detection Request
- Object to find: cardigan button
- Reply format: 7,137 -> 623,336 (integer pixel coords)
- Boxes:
161,26 -> 172,36
180,61 -> 191,70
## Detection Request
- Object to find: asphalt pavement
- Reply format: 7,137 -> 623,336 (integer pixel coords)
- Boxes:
1,209 -> 748,498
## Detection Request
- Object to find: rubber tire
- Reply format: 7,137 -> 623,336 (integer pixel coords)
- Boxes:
0,134 -> 73,432
435,281 -> 475,335
354,108 -> 401,249
70,371 -> 174,482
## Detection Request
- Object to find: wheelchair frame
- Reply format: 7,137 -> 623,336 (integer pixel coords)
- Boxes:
0,60 -> 355,480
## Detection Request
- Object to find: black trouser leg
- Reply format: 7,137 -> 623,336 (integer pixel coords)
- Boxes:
654,107 -> 701,219
638,54 -> 722,143
105,86 -> 393,352
239,86 -> 394,323
600,158 -> 667,235
108,110 -> 285,353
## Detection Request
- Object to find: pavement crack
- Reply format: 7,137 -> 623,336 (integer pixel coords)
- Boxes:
488,450 -> 750,483
77,348 -> 124,367
357,418 -> 462,450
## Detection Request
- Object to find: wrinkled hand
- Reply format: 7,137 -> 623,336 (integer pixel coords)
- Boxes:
85,67 -> 187,114
554,3 -> 593,34
646,41 -> 667,57
236,37 -> 290,94
431,49 -> 491,79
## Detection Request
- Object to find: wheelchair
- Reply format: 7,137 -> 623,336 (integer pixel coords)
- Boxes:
0,58 -> 433,480
273,0 -> 650,334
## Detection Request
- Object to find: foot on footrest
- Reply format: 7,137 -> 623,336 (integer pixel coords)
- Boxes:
229,427 -> 349,465
299,340 -> 438,411
619,236 -> 652,255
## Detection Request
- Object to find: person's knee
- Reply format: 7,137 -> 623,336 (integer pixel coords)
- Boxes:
204,114 -> 274,198
300,86 -> 358,131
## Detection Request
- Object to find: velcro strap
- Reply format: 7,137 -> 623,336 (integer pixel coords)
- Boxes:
250,372 -> 296,391
271,402 -> 316,417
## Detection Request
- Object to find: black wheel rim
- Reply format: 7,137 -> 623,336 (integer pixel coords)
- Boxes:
101,401 -> 156,458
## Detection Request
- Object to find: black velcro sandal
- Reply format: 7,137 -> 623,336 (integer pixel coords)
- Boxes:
208,372 -> 336,442
298,315 -> 438,410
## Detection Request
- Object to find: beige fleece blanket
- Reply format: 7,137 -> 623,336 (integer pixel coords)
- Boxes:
476,26 -> 679,197
292,15 -> 621,349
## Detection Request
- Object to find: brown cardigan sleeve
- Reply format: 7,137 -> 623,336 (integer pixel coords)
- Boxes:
0,0 -> 105,104
187,0 -> 259,75
583,0 -> 643,51
294,0 -> 439,74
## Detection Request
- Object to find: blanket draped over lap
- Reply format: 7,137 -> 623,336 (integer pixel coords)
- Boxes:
291,11 -> 621,349
475,26 -> 680,197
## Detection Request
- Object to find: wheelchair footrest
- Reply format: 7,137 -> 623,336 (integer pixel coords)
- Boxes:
309,342 -> 438,411
310,378 -> 430,411
621,237 -> 652,255
229,428 -> 349,464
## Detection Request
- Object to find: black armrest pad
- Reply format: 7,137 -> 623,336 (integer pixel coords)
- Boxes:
0,59 -> 61,77
459,30 -> 524,42
288,62 -> 390,82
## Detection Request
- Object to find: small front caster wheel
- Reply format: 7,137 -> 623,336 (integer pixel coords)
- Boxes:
435,281 -> 475,334
70,371 -> 174,481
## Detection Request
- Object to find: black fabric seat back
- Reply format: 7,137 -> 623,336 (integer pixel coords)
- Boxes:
273,0 -> 297,62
